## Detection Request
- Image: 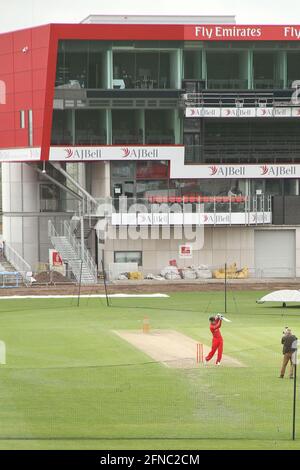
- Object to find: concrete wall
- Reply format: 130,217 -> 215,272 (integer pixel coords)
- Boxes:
91,162 -> 110,199
102,225 -> 256,274
2,163 -> 73,269
2,163 -> 39,267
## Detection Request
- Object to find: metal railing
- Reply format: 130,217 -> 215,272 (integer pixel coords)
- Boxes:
182,88 -> 298,108
3,242 -> 32,279
48,220 -> 97,282
75,196 -> 272,227
184,144 -> 300,164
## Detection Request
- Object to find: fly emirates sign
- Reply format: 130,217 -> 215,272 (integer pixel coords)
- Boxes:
184,25 -> 300,41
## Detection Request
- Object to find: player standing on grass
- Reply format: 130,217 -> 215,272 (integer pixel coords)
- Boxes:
205,314 -> 223,366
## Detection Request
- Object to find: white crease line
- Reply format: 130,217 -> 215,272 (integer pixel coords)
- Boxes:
0,294 -> 169,300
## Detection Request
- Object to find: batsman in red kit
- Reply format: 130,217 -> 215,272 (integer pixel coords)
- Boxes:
205,314 -> 223,365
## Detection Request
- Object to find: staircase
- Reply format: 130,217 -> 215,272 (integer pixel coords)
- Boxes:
0,257 -> 17,272
48,221 -> 97,285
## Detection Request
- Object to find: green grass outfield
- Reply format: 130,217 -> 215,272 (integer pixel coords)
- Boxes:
0,290 -> 299,450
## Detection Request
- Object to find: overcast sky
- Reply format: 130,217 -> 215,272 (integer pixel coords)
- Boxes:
1,0 -> 300,33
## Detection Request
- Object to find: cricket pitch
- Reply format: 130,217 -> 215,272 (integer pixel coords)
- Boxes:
114,330 -> 245,369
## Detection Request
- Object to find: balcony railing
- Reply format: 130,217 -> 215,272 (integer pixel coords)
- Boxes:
184,144 -> 300,164
183,88 -> 298,108
207,79 -> 248,90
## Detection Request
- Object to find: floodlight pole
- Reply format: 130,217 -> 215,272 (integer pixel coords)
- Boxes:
77,259 -> 83,307
101,259 -> 110,307
293,358 -> 297,440
224,262 -> 227,314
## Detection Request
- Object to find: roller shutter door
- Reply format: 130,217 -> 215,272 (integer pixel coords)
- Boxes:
255,230 -> 295,278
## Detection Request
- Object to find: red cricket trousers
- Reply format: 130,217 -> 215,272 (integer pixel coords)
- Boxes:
205,338 -> 223,364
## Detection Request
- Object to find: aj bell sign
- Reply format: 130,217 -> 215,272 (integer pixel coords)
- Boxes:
49,146 -> 175,161
207,165 -> 296,178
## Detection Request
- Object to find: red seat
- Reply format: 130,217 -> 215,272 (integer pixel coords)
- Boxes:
169,196 -> 176,203
176,197 -> 182,203
189,196 -> 197,203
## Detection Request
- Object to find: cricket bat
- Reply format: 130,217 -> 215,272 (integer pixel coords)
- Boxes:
222,316 -> 232,323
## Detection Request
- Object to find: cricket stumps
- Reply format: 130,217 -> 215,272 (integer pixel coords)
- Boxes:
196,343 -> 204,364
143,316 -> 150,334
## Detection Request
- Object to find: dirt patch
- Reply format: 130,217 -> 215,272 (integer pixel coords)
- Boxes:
0,279 -> 299,296
114,329 -> 245,369
34,271 -> 70,283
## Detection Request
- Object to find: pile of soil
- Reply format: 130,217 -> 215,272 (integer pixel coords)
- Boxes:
34,271 -> 71,284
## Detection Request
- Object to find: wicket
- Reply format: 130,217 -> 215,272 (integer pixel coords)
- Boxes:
196,343 -> 204,364
143,316 -> 150,334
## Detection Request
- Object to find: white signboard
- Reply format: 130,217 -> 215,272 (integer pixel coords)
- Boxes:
179,245 -> 193,258
0,144 -> 299,180
0,147 -> 41,162
111,212 -> 272,226
185,107 -> 300,118
49,146 -> 184,161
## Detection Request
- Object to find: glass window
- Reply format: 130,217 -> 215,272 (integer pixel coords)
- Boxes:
40,184 -> 61,212
287,52 -> 300,87
206,51 -> 248,89
112,110 -> 143,144
75,109 -> 106,145
113,51 -> 172,89
265,179 -> 283,196
136,180 -> 169,199
55,40 -> 106,89
184,51 -> 202,79
114,251 -> 142,266
145,110 -> 175,144
198,180 -> 246,197
253,52 -> 282,88
136,161 -> 169,179
51,110 -> 73,145
111,162 -> 135,178
56,41 -> 88,88
169,179 -> 200,196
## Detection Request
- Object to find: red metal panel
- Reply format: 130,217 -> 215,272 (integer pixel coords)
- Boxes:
32,47 -> 50,71
14,91 -> 33,110
0,130 -> 15,147
0,53 -> 14,74
52,23 -> 183,41
32,25 -> 51,49
0,33 -> 13,55
0,74 -> 14,96
13,28 -> 32,52
32,70 -> 48,92
14,50 -> 32,73
33,126 -> 43,146
0,94 -> 15,113
0,112 -> 14,130
14,71 -> 32,93
40,26 -> 58,161
15,128 -> 28,147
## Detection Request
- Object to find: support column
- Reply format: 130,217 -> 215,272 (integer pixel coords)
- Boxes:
2,163 -> 39,268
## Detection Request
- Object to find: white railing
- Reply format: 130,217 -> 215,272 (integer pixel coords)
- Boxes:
62,221 -> 97,281
3,242 -> 32,277
48,220 -> 97,282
